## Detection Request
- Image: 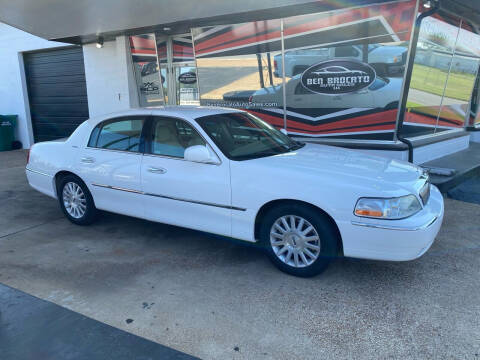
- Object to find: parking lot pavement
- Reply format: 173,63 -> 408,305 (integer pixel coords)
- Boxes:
448,177 -> 480,205
1,150 -> 480,360
0,283 -> 198,360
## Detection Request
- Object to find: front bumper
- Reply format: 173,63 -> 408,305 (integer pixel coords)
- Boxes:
338,185 -> 444,261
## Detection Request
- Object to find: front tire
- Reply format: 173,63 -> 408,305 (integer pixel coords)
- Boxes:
259,204 -> 339,277
58,174 -> 97,225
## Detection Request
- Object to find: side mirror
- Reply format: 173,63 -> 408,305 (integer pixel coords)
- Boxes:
184,145 -> 219,164
280,128 -> 288,135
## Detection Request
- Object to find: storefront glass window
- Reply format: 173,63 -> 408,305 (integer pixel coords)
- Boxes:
192,19 -> 284,128
403,15 -> 458,137
402,14 -> 480,138
437,51 -> 478,131
156,37 -> 168,104
471,72 -> 480,126
155,34 -> 199,105
278,1 -> 414,140
171,34 -> 195,63
456,22 -> 480,128
192,1 -> 415,139
129,34 -> 164,107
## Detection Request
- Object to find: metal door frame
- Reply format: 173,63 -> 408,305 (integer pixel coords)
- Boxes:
155,33 -> 198,105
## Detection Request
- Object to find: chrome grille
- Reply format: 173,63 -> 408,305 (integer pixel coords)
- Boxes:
419,182 -> 431,205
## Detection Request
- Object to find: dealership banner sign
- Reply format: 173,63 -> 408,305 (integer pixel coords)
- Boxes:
301,60 -> 376,94
178,71 -> 197,84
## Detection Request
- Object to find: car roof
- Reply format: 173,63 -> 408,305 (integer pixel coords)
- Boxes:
87,106 -> 243,127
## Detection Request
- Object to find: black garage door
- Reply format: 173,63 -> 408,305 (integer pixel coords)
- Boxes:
24,47 -> 89,142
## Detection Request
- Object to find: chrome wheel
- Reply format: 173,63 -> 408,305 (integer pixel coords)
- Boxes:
270,215 -> 321,268
62,182 -> 87,219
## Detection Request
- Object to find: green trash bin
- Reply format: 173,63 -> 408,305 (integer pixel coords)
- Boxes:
0,115 -> 17,151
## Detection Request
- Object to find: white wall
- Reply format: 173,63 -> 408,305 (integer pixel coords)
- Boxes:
82,36 -> 138,118
469,131 -> 480,143
0,23 -> 68,148
0,23 -> 137,148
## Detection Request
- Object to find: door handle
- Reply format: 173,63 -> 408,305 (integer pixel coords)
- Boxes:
148,167 -> 167,174
81,157 -> 95,164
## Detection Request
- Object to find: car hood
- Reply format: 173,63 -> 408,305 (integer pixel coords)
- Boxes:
246,143 -> 425,194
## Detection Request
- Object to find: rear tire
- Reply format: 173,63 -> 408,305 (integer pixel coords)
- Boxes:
57,174 -> 97,225
259,204 -> 339,277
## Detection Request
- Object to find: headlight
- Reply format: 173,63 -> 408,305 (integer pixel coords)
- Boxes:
354,195 -> 422,219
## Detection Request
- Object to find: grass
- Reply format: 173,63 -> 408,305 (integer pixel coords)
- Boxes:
410,64 -> 476,101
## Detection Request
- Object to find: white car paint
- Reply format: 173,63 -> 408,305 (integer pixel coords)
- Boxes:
26,107 -> 443,262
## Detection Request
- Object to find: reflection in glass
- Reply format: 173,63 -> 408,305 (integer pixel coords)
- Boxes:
277,1 -> 414,140
471,73 -> 480,126
155,34 -> 198,105
436,53 -> 479,131
279,40 -> 407,139
450,22 -> 480,129
176,66 -> 199,105
402,15 -> 460,138
171,34 -> 195,63
193,19 -> 284,127
130,34 -> 164,107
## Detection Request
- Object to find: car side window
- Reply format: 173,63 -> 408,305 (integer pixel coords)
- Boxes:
150,117 -> 206,158
88,117 -> 144,152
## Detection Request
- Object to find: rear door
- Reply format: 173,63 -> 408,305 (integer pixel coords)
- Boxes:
75,116 -> 146,218
141,116 -> 232,236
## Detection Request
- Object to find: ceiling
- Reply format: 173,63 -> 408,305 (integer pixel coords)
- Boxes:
440,0 -> 480,29
0,0 -> 479,44
0,0 -> 402,43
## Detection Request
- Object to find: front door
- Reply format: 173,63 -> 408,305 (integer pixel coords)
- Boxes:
156,34 -> 200,106
141,116 -> 231,236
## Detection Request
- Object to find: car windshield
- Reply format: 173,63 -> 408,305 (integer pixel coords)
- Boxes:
195,112 -> 304,161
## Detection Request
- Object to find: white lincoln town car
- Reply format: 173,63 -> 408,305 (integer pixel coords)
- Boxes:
26,107 -> 444,277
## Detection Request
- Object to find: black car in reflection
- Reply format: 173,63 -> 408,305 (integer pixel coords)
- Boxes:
141,62 -> 159,76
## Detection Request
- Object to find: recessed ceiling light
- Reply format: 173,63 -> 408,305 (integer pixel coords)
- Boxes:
96,36 -> 104,49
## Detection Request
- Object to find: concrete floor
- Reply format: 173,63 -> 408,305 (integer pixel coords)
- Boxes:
1,283 -> 197,360
1,150 -> 480,359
